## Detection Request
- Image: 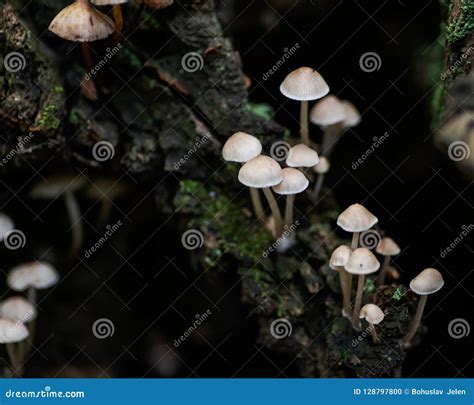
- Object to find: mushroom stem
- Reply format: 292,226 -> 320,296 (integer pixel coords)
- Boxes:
368,322 -> 380,344
377,255 -> 391,286
403,295 -> 428,344
112,4 -> 123,33
64,189 -> 83,257
6,343 -> 22,377
262,188 -> 283,237
313,173 -> 325,200
27,287 -> 37,305
352,274 -> 365,329
284,194 -> 295,228
321,124 -> 343,156
342,271 -> 352,316
249,188 -> 266,226
81,42 -> 93,71
300,100 -> 310,145
351,232 -> 359,249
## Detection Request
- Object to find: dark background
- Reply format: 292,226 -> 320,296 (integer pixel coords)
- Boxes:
1,0 -> 472,378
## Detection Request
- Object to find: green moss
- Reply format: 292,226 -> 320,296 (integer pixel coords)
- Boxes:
69,109 -> 80,125
446,0 -> 474,44
245,102 -> 275,120
122,48 -> 142,70
175,180 -> 273,265
37,104 -> 60,130
364,277 -> 375,294
54,86 -> 64,95
392,287 -> 403,301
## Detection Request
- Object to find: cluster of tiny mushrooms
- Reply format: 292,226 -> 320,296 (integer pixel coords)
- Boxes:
0,175 -> 123,376
48,0 -> 174,99
222,67 -> 445,346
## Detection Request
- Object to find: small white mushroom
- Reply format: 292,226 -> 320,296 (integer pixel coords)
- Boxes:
359,304 -> 385,344
280,67 -> 329,145
403,268 -> 444,344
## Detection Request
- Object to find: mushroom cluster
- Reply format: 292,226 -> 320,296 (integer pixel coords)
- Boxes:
222,68 -> 361,243
0,262 -> 59,376
329,203 -> 444,345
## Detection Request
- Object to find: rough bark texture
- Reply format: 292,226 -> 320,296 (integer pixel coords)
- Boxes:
434,0 -> 474,176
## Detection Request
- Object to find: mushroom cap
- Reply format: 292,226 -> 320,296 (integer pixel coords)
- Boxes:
91,0 -> 128,4
0,297 -> 37,323
272,168 -> 309,195
49,1 -> 115,42
0,318 -> 29,344
279,67 -> 329,101
144,0 -> 174,9
344,248 -> 380,275
31,175 -> 86,199
286,144 -> 320,168
409,268 -> 444,295
0,213 -> 15,241
342,100 -> 361,127
337,203 -> 378,233
222,132 -> 262,163
329,245 -> 352,270
238,156 -> 283,188
310,95 -> 347,126
7,262 -> 59,291
312,156 -> 330,174
376,237 -> 401,256
359,304 -> 384,324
